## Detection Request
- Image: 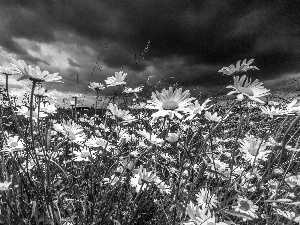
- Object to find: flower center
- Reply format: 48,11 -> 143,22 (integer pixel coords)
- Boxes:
238,87 -> 254,96
81,151 -> 91,158
162,100 -> 179,110
248,147 -> 258,156
10,142 -> 19,147
240,201 -> 250,211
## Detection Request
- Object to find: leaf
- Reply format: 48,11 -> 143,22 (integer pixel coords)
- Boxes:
264,199 -> 293,203
225,210 -> 254,220
285,201 -> 300,205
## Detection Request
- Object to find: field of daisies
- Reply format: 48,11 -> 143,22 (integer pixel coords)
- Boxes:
0,58 -> 300,225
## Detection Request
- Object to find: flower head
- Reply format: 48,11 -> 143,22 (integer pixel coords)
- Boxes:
88,82 -> 105,91
260,105 -> 286,118
239,134 -> 270,164
123,85 -> 143,93
61,120 -> 86,143
185,99 -> 212,120
219,59 -> 259,76
0,181 -> 11,191
226,75 -> 270,103
146,87 -> 195,120
2,136 -> 25,153
105,71 -> 127,87
196,188 -> 218,209
10,57 -> 62,83
233,197 -> 258,219
0,65 -> 20,76
107,103 -> 135,123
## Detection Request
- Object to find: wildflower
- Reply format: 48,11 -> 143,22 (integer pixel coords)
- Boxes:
233,197 -> 258,219
130,174 -> 145,192
107,103 -> 135,123
16,105 -> 47,119
0,181 -> 12,191
154,179 -> 171,194
138,166 -> 158,183
226,75 -> 270,103
40,102 -> 57,114
218,59 -> 259,76
85,136 -> 111,150
137,129 -> 163,145
88,82 -> 105,91
105,71 -> 127,87
185,98 -> 211,120
0,65 -> 20,76
10,57 -> 62,82
184,201 -> 226,225
70,93 -> 82,99
285,174 -> 300,187
2,136 -> 25,153
34,86 -> 47,97
196,188 -> 218,209
206,159 -> 229,179
61,120 -> 86,143
130,166 -> 158,192
260,105 -> 286,118
275,209 -> 300,223
286,99 -> 300,115
123,85 -> 143,93
205,111 -> 221,122
166,132 -> 179,143
72,147 -> 93,162
239,134 -> 270,164
146,87 -> 195,120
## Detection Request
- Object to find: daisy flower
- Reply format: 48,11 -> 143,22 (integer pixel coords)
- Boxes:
226,75 -> 270,103
137,166 -> 158,184
185,98 -> 211,120
260,105 -> 286,118
137,129 -> 163,146
286,99 -> 300,115
275,208 -> 300,223
16,105 -> 47,120
107,103 -> 135,123
72,147 -> 93,162
85,136 -> 112,151
0,65 -> 20,76
61,120 -> 86,143
130,173 -> 145,192
10,57 -> 62,83
40,102 -> 57,114
70,93 -> 82,99
184,201 -> 227,225
0,181 -> 12,191
233,197 -> 258,219
105,71 -> 127,87
205,111 -> 221,122
2,136 -> 25,153
239,134 -> 270,164
146,87 -> 195,120
218,58 -> 259,76
123,85 -> 143,93
285,174 -> 300,187
34,86 -> 47,97
88,82 -> 105,91
196,188 -> 218,209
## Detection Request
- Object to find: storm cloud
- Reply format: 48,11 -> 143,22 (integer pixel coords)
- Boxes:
0,0 -> 300,105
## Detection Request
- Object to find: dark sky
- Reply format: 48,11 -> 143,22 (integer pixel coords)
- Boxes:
1,0 -> 300,104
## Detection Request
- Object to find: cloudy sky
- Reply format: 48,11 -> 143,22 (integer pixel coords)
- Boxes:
0,0 -> 300,106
